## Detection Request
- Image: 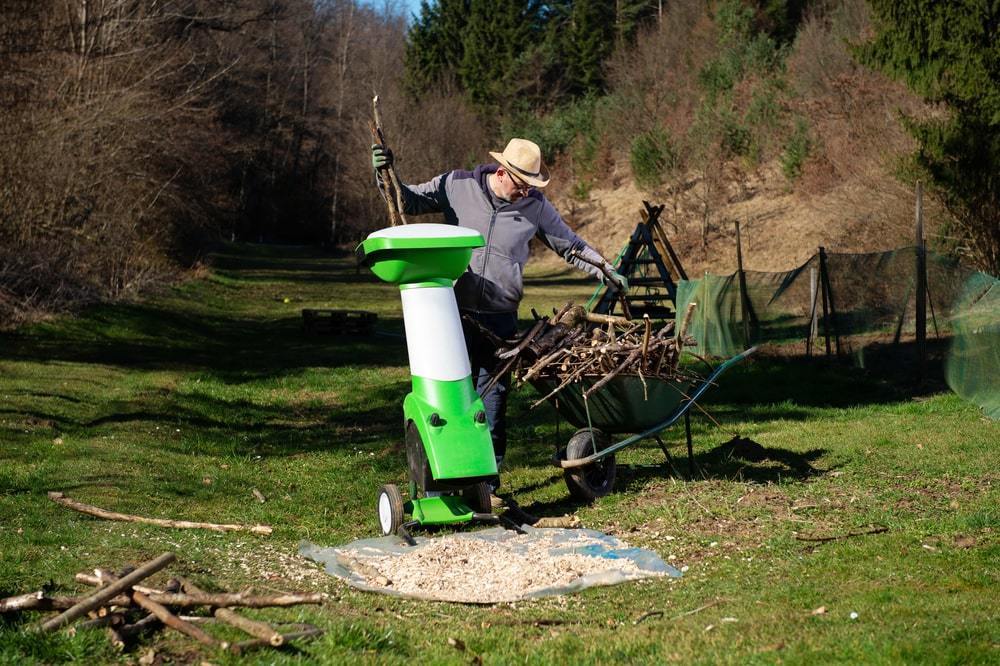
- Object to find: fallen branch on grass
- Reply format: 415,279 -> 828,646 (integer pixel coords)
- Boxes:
39,552 -> 177,631
794,524 -> 889,543
76,575 -> 323,608
181,579 -> 284,646
47,491 -> 273,535
0,591 -> 87,613
9,551 -> 324,655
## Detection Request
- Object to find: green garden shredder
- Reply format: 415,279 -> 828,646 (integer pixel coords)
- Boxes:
357,223 -> 502,542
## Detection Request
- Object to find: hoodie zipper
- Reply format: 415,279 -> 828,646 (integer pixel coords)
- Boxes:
476,208 -> 499,311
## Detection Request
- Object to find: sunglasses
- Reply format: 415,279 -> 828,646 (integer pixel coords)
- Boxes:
504,169 -> 531,194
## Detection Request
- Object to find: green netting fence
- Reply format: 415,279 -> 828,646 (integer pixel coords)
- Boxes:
672,247 -> 998,418
944,272 -> 1000,419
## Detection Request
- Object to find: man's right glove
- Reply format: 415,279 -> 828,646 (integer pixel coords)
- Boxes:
372,144 -> 393,170
608,269 -> 629,293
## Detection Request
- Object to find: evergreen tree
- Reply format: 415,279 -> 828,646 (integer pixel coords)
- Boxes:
404,0 -> 471,95
562,0 -> 615,96
458,0 -> 544,113
859,0 -> 1000,272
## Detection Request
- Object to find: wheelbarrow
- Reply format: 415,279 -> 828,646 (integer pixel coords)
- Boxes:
530,347 -> 756,500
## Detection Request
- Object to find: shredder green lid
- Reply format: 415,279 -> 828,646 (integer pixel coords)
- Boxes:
357,224 -> 484,258
357,224 -> 485,284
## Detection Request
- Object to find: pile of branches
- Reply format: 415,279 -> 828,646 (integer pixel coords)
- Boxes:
467,302 -> 701,408
1,552 -> 323,656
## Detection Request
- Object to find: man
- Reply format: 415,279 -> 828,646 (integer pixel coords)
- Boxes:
372,138 -> 627,493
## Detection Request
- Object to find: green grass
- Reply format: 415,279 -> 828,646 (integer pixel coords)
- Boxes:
1,243 -> 997,664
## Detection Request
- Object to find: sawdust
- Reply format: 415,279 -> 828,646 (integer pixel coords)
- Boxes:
339,532 -> 657,604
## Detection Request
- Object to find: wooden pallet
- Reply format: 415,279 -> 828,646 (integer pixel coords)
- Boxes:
301,309 -> 377,336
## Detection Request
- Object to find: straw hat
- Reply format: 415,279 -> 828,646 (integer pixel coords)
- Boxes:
489,138 -> 550,188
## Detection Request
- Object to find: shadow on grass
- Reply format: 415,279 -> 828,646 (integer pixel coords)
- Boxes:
1,304 -> 405,379
507,438 -> 828,519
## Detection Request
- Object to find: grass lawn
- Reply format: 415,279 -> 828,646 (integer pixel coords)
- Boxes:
1,243 -> 996,664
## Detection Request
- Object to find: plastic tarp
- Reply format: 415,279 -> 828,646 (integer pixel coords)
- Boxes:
300,526 -> 680,603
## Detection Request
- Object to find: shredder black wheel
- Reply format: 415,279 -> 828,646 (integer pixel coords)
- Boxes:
563,428 -> 616,502
376,484 -> 405,536
462,481 -> 492,514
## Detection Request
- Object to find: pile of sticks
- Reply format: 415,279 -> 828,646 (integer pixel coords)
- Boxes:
2,552 -> 324,655
469,302 -> 700,408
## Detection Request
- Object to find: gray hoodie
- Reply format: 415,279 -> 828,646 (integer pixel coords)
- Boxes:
381,164 -> 609,313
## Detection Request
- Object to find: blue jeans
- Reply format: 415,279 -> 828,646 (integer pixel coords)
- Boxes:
462,310 -> 519,464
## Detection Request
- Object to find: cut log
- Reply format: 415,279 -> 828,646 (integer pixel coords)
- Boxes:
182,579 -> 284,647
47,492 -> 272,535
38,552 -> 176,631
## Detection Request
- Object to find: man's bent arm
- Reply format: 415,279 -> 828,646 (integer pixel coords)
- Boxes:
376,170 -> 450,216
535,199 -> 611,279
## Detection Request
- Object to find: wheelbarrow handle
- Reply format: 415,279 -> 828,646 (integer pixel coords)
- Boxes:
555,346 -> 758,469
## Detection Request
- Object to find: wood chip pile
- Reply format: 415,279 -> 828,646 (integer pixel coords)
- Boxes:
1,552 -> 323,655
466,302 -> 701,408
338,532 -> 659,603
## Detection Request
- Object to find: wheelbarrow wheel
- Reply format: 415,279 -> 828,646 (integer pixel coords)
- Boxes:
376,484 -> 405,536
462,481 -> 492,514
564,428 -> 616,502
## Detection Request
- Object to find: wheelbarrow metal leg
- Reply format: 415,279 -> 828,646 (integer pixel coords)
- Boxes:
654,435 -> 679,477
685,411 -> 694,476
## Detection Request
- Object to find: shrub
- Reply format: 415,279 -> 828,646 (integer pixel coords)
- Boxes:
630,127 -> 677,189
781,117 -> 812,181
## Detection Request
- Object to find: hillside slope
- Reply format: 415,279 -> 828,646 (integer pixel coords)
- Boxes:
546,159 -> 935,277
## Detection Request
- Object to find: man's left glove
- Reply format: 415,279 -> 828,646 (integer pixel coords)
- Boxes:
372,144 -> 393,170
607,269 -> 629,293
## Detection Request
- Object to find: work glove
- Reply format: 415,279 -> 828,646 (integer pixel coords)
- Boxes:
371,144 -> 393,170
607,269 -> 629,293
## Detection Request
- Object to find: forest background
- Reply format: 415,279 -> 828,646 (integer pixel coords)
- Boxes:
1,0 -> 997,326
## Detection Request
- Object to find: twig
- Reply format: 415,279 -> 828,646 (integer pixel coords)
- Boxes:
673,599 -> 721,619
583,348 -> 641,399
633,610 -> 664,624
641,315 -> 652,368
795,525 -> 889,543
48,491 -> 273,535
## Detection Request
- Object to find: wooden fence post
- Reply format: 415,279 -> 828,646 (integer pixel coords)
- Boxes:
915,181 -> 927,380
807,266 -> 818,356
818,247 -> 832,358
735,221 -> 751,348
